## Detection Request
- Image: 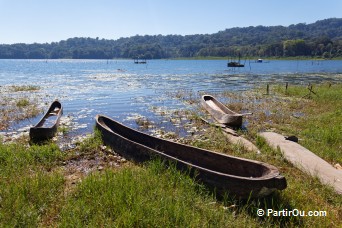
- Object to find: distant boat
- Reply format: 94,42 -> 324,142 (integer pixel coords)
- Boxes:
256,58 -> 270,63
227,61 -> 244,67
227,53 -> 244,67
95,115 -> 287,199
134,58 -> 147,64
29,100 -> 63,141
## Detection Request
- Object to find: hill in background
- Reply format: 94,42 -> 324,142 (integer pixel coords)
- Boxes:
1,18 -> 341,59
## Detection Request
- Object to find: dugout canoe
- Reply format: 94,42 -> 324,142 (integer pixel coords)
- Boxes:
201,95 -> 247,127
29,100 -> 63,141
95,115 -> 287,199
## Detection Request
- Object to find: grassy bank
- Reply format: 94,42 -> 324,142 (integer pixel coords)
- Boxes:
0,83 -> 341,227
0,142 -> 64,226
271,83 -> 342,164
1,131 -> 340,227
217,82 -> 341,165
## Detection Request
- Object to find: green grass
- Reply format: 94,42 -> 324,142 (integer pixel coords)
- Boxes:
272,83 -> 342,164
59,161 -> 240,227
0,142 -> 65,227
0,171 -> 64,227
219,82 -> 341,164
16,98 -> 30,107
75,129 -> 104,153
58,126 -> 69,135
11,85 -> 40,92
190,129 -> 341,227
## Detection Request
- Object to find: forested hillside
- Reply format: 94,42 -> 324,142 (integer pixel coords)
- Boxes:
1,18 -> 342,59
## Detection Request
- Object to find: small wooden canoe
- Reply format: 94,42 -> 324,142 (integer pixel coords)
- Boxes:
95,115 -> 286,199
29,100 -> 63,141
201,95 -> 244,127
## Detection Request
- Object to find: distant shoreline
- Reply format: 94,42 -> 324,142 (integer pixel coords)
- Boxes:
169,56 -> 342,60
1,57 -> 342,60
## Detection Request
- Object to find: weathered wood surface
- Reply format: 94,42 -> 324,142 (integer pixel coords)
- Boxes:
29,100 -> 63,141
96,115 -> 287,199
259,131 -> 342,194
201,95 -> 243,127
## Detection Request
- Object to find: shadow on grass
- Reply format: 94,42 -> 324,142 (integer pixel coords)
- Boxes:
148,159 -> 300,227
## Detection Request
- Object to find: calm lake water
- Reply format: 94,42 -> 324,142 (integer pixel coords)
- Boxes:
1,59 -> 342,138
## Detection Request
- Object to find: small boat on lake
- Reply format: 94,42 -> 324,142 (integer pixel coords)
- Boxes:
201,95 -> 246,127
227,61 -> 244,67
95,115 -> 287,199
227,53 -> 244,67
29,100 -> 63,141
134,58 -> 147,64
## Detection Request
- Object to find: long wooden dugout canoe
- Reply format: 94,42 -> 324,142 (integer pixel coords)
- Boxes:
95,115 -> 287,199
201,95 -> 246,127
29,100 -> 63,141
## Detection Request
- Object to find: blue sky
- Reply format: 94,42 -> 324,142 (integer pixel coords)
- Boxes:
0,0 -> 341,44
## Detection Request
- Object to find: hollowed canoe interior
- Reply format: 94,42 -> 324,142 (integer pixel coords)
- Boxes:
100,116 -> 271,178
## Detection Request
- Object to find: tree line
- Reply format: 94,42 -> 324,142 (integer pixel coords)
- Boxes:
1,18 -> 342,59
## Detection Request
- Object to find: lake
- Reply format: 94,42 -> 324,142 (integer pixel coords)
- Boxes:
1,59 -> 342,139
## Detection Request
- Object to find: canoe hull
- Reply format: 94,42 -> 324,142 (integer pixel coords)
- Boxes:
201,95 -> 243,127
29,100 -> 63,141
30,124 -> 58,140
95,115 -> 286,199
